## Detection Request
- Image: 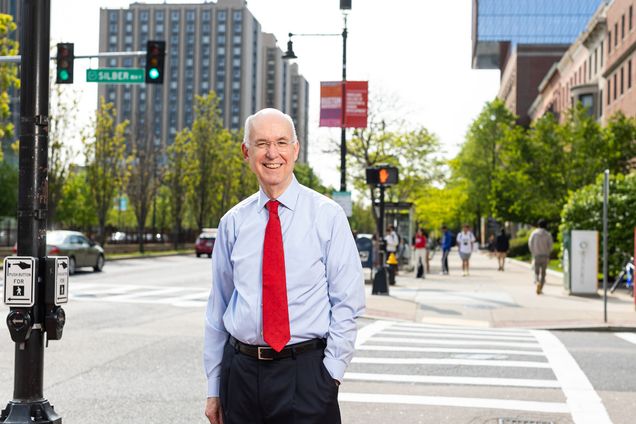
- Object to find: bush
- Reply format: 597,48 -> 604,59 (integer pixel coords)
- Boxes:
560,173 -> 636,277
509,234 -> 530,259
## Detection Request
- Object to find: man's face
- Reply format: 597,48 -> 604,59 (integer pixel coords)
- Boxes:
242,112 -> 299,196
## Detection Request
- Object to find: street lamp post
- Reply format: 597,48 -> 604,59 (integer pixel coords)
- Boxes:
283,12 -> 350,192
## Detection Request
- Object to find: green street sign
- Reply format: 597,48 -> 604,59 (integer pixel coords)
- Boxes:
86,68 -> 145,84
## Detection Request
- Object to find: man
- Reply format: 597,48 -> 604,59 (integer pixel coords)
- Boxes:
495,228 -> 510,271
385,225 -> 399,256
440,225 -> 452,275
528,219 -> 553,294
204,108 -> 365,424
412,227 -> 427,278
456,224 -> 476,276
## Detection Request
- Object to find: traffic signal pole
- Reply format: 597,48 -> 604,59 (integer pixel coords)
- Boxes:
1,0 -> 61,422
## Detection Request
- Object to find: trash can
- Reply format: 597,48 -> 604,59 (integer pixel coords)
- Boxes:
563,230 -> 598,295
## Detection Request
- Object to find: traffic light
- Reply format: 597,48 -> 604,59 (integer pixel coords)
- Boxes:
55,43 -> 74,84
145,40 -> 165,84
366,165 -> 399,186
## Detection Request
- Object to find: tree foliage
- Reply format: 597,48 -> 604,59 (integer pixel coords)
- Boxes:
0,13 -> 19,159
83,98 -> 128,244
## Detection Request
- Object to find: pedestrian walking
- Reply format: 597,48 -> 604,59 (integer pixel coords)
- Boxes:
495,228 -> 510,271
412,227 -> 427,278
440,225 -> 452,275
528,219 -> 553,294
204,108 -> 366,424
456,224 -> 476,276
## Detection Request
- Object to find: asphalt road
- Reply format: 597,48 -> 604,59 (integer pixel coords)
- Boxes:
1,255 -> 635,423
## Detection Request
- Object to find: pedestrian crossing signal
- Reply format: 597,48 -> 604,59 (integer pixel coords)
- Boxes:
366,165 -> 399,186
145,40 -> 165,84
55,43 -> 74,84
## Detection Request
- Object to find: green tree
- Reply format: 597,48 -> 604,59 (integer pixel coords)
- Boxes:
0,13 -> 19,160
165,129 -> 190,249
56,169 -> 97,232
126,120 -> 160,253
83,98 -> 128,244
603,112 -> 636,174
0,160 -> 17,217
293,162 -> 330,195
453,98 -> 518,224
48,80 -> 79,228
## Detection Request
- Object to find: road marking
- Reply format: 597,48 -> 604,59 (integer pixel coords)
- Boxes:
393,322 -> 529,335
614,332 -> 636,345
389,325 -> 534,338
344,372 -> 560,388
355,320 -> 393,348
356,345 -> 547,356
370,336 -> 541,349
338,392 -> 569,414
531,330 -> 612,424
380,330 -> 535,341
351,356 -> 550,368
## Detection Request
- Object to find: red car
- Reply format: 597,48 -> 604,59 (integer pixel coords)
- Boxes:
195,229 -> 217,258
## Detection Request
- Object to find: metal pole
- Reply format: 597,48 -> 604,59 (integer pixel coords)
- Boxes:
603,170 -> 609,323
2,0 -> 60,422
339,14 -> 348,193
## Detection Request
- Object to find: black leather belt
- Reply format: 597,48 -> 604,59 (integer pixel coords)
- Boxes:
229,336 -> 325,361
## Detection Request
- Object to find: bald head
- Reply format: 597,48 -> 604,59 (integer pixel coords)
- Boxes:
243,108 -> 298,147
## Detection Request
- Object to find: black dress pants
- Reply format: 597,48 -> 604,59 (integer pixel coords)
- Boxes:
219,340 -> 341,424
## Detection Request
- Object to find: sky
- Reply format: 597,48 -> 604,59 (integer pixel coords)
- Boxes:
49,0 -> 500,189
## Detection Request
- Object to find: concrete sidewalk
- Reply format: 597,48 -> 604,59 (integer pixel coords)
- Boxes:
364,250 -> 636,330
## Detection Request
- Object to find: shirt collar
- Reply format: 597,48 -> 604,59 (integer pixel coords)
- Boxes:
257,175 -> 300,213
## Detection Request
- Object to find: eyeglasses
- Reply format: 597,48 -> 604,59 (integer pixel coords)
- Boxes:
253,140 -> 295,150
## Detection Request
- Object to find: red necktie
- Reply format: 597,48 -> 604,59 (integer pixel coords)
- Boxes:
262,200 -> 290,352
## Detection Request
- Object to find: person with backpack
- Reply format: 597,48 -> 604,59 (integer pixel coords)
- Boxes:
456,224 -> 476,276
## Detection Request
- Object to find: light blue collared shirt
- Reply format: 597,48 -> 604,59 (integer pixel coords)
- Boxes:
204,176 -> 366,396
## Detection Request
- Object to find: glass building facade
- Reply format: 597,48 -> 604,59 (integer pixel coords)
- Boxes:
472,0 -> 606,68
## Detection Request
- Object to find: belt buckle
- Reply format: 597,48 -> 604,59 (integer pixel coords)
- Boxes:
257,346 -> 273,360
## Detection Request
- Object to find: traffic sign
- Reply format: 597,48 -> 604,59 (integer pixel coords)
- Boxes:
49,257 -> 69,305
86,68 -> 145,83
3,257 -> 36,307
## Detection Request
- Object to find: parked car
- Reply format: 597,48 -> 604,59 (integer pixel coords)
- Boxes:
12,230 -> 105,275
195,228 -> 217,258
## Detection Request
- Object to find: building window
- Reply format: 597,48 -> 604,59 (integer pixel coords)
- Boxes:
614,73 -> 618,99
621,66 -> 624,95
615,23 -> 618,47
155,10 -> 164,21
109,11 -> 118,22
629,60 -> 633,89
622,15 -> 626,39
601,41 -> 604,66
140,10 -> 149,22
607,79 -> 611,105
218,10 -> 226,21
594,49 -> 598,75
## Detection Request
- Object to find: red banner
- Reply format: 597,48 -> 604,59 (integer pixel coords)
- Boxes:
319,81 -> 368,129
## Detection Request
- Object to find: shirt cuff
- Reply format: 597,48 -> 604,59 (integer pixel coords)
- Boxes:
207,376 -> 221,397
323,356 -> 347,383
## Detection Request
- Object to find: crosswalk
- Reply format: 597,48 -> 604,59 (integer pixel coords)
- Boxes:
340,320 -> 612,423
65,283 -> 209,308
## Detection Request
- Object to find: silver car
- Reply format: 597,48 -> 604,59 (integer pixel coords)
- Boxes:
47,230 -> 106,275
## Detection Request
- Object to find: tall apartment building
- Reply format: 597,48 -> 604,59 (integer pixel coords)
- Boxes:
98,0 -> 309,161
472,0 -> 605,125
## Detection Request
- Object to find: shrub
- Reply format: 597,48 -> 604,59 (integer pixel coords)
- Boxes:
560,173 -> 636,277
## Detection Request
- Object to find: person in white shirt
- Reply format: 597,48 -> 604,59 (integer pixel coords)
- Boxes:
456,224 -> 476,276
385,225 -> 399,254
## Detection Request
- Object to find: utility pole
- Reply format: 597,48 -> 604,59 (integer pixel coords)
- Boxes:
1,1 -> 62,423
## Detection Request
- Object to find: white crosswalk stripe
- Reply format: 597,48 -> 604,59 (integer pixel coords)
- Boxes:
68,283 -> 209,308
340,320 -> 611,423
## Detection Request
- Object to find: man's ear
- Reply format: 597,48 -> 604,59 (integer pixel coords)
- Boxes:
241,143 -> 249,160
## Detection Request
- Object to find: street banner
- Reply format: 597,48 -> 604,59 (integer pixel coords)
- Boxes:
319,81 -> 369,128
319,82 -> 342,127
344,80 -> 368,128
